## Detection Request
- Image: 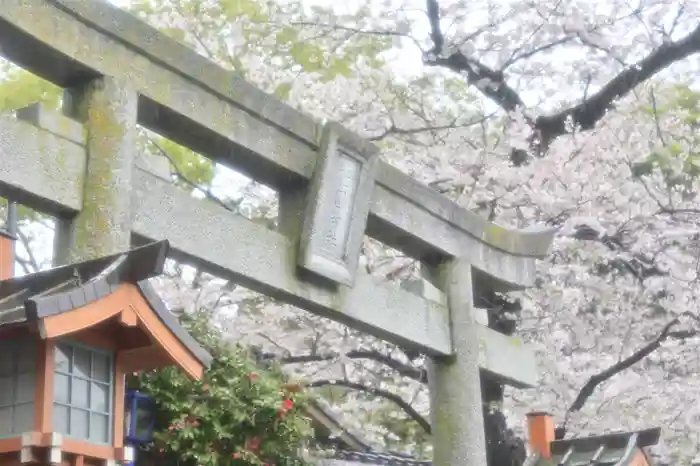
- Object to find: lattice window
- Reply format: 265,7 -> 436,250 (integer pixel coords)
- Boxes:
0,337 -> 36,437
53,341 -> 113,444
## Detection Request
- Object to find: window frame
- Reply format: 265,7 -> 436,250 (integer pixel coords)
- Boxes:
0,337 -> 36,438
52,339 -> 115,445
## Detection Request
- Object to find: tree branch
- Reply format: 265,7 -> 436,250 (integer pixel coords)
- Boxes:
368,114 -> 493,142
572,224 -> 667,282
423,0 -> 527,113
423,0 -> 700,158
429,53 -> 525,113
147,136 -> 240,214
566,318 -> 679,414
264,350 -> 428,384
425,0 -> 443,56
308,379 -> 431,434
535,24 -> 700,152
16,229 -> 40,273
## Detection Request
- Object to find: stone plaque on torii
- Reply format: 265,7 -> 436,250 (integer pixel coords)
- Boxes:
0,2 -> 555,465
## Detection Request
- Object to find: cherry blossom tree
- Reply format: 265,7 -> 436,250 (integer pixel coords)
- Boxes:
125,0 -> 700,463
3,0 -> 700,464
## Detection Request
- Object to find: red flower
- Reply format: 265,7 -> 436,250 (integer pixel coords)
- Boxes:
168,420 -> 185,432
232,452 -> 241,459
245,436 -> 261,452
246,372 -> 260,381
277,398 -> 294,419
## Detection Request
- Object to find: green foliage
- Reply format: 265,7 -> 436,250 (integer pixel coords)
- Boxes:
143,135 -> 215,189
0,65 -> 61,112
0,65 -> 64,229
220,0 -> 268,21
632,85 -> 700,192
372,406 -> 430,458
129,312 -> 313,466
129,0 -> 391,97
670,85 -> 700,126
0,59 -> 214,192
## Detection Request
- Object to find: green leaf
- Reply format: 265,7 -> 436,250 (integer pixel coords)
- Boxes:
327,57 -> 353,78
0,68 -> 61,112
631,160 -> 654,178
275,26 -> 299,45
129,311 -> 312,466
274,82 -> 293,101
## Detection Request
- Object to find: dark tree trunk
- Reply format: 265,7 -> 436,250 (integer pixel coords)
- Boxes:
476,290 -> 528,466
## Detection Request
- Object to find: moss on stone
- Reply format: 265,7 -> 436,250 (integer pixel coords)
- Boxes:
69,78 -> 135,262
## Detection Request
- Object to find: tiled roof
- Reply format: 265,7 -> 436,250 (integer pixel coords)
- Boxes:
0,240 -> 211,367
529,427 -> 661,466
317,427 -> 660,466
328,450 -> 431,465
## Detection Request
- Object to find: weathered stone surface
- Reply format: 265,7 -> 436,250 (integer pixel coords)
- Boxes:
475,323 -> 538,388
0,0 -> 555,286
298,122 -> 379,286
402,278 -> 538,388
63,77 -> 138,262
136,152 -> 171,181
130,168 -> 452,356
16,102 -> 86,146
425,261 -> 487,466
0,4 -> 559,464
0,114 -> 84,214
4,107 -> 451,353
3,101 -> 541,383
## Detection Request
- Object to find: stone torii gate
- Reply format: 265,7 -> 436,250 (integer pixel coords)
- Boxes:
0,2 -> 554,465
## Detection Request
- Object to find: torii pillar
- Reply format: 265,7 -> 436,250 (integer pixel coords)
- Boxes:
425,260 -> 487,465
421,230 -> 553,466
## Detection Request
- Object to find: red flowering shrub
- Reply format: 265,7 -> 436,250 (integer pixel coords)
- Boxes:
129,312 -> 312,466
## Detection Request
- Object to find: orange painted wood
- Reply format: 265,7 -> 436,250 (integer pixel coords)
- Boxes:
61,439 -> 115,460
0,433 -> 120,464
630,449 -> 651,466
0,438 -> 21,454
119,346 -> 170,374
112,353 -> 126,449
39,287 -> 132,339
0,236 -> 13,281
71,327 -> 118,351
38,283 -> 204,380
526,413 -> 555,459
34,339 -> 55,433
118,308 -> 138,327
123,285 -> 203,380
0,453 -> 18,466
0,325 -> 33,340
114,447 -> 133,462
14,431 -> 49,447
115,326 -> 152,351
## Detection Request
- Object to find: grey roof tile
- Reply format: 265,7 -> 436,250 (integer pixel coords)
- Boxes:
0,240 -> 211,369
315,427 -> 661,466
331,450 -> 431,465
542,428 -> 660,466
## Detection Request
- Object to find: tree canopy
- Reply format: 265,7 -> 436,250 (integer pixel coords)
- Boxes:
1,0 -> 699,464
130,312 -> 313,466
